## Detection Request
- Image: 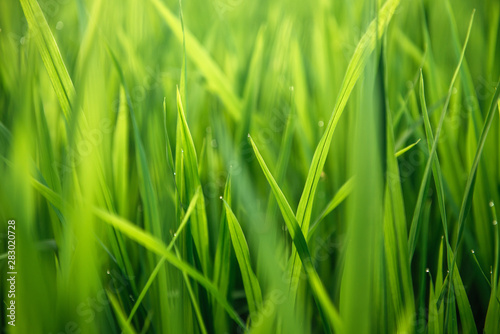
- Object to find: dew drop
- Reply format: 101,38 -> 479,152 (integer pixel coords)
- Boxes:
173,233 -> 177,237
173,172 -> 176,175
471,249 -> 475,254
493,220 -> 498,226
425,268 -> 430,273
211,139 -> 217,148
489,201 -> 495,207
56,21 -> 64,30
318,121 -> 324,127
219,196 -> 223,200
289,86 -> 294,91
107,270 -> 111,275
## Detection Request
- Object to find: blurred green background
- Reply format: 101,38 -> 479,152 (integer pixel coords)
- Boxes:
1,0 -> 500,333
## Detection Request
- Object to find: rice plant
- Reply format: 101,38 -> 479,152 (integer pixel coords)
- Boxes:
0,0 -> 499,333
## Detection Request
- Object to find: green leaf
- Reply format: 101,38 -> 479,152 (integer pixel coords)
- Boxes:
92,206 -> 247,330
308,177 -> 354,239
18,0 -> 76,120
222,199 -> 263,317
394,138 -> 421,157
176,88 -> 211,275
248,135 -> 343,334
408,11 -> 475,261
290,0 -> 400,301
150,0 -> 242,120
107,291 -> 138,334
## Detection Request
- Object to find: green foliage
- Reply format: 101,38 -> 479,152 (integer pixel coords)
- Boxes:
1,0 -> 500,333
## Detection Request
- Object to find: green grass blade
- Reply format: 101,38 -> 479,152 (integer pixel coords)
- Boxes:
174,245 -> 208,334
308,177 -> 354,239
92,206 -> 247,330
295,0 -> 400,236
248,135 -> 343,334
126,187 -> 201,323
222,199 -> 263,317
150,0 -> 242,120
18,0 -> 75,120
454,79 -> 500,250
176,88 -> 211,275
289,0 -> 400,300
408,11 -> 475,261
107,291 -> 138,334
395,138 -> 421,157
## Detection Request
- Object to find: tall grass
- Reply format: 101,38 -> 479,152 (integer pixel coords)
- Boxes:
1,0 -> 500,333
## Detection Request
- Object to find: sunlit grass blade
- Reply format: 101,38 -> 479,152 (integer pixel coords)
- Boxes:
108,291 -> 138,334
18,0 -> 76,120
150,0 -> 242,120
213,178 -> 233,331
222,199 -> 262,317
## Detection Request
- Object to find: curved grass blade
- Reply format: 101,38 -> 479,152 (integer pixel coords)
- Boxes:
222,199 -> 263,317
108,291 -> 137,334
248,135 -> 343,334
395,138 -> 421,158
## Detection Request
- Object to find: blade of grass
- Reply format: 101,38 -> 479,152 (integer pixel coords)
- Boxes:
408,10 -> 475,261
92,206 -> 247,330
248,135 -> 343,334
174,244 -> 208,334
308,177 -> 354,239
175,87 -> 211,276
126,187 -> 201,323
222,199 -> 263,317
395,138 -> 421,157
18,0 -> 75,121
150,0 -> 242,120
290,0 -> 400,299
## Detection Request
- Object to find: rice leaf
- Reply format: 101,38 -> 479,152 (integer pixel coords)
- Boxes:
92,206 -> 247,330
290,0 -> 400,298
176,88 -> 211,275
248,135 -> 343,334
150,0 -> 242,120
222,199 -> 263,317
18,0 -> 76,120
